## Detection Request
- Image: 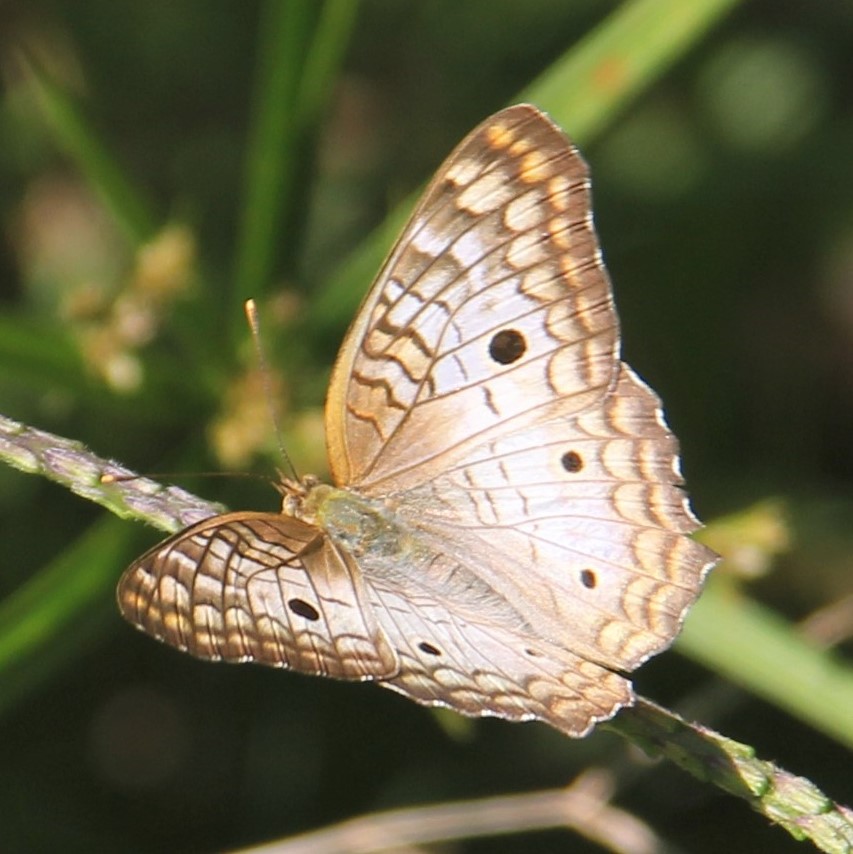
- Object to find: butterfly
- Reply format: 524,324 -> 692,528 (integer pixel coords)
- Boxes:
117,104 -> 716,737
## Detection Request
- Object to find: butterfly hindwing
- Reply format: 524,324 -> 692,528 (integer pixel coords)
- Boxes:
392,366 -> 716,671
118,512 -> 399,680
365,570 -> 632,737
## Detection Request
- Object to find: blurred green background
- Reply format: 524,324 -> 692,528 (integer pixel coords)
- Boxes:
0,1 -> 851,851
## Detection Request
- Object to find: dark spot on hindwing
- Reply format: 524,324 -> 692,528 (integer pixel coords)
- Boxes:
580,569 -> 597,589
561,450 -> 583,473
418,641 -> 442,656
489,329 -> 526,365
288,598 -> 320,621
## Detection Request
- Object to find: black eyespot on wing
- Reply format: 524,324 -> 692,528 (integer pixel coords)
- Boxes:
288,598 -> 320,621
525,648 -> 540,657
418,641 -> 442,656
489,329 -> 526,365
580,569 -> 597,590
561,450 -> 583,473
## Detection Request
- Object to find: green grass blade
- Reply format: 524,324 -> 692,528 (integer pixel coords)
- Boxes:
0,312 -> 86,391
678,580 -> 853,751
307,0 -> 742,338
0,517 -> 137,717
23,52 -> 157,246
298,0 -> 360,126
231,0 -> 315,325
231,0 -> 358,337
525,0 -> 741,141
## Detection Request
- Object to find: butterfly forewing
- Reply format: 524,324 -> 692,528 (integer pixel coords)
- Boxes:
326,104 -> 619,489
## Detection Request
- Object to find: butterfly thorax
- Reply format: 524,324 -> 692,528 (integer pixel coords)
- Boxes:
291,480 -> 533,630
292,480 -> 417,563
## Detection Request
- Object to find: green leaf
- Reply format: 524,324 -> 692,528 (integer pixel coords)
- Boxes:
230,0 -> 359,336
678,579 -> 853,751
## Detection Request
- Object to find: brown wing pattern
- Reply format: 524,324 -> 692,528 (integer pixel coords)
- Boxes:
326,104 -> 619,490
366,575 -> 632,737
117,513 -> 399,680
395,365 -> 716,672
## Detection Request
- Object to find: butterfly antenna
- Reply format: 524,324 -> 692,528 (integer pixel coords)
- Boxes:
244,298 -> 299,481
